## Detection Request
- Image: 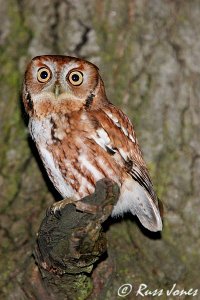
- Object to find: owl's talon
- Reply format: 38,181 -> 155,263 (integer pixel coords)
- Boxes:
46,205 -> 59,218
46,203 -> 62,218
53,206 -> 62,218
46,198 -> 76,218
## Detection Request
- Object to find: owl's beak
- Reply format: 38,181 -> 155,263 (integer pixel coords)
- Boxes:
54,84 -> 60,98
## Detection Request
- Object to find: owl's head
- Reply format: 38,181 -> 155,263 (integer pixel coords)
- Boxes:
22,55 -> 107,117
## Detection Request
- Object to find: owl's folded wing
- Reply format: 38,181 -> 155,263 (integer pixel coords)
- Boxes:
88,104 -> 162,231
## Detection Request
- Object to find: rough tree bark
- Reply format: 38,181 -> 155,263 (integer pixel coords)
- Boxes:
0,1 -> 200,299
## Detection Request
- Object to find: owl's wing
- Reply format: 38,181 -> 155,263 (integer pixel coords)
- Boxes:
88,104 -> 162,231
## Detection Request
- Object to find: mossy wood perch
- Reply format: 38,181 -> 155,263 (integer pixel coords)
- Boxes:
23,178 -> 119,300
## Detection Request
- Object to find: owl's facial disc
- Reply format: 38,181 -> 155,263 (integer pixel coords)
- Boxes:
26,56 -> 101,111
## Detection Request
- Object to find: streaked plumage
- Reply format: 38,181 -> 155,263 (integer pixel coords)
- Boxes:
22,55 -> 162,232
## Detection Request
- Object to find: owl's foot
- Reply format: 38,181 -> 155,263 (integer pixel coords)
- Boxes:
47,197 -> 77,218
47,197 -> 99,218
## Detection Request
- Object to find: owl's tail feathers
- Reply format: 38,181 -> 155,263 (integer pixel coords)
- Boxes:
111,179 -> 163,232
133,190 -> 163,232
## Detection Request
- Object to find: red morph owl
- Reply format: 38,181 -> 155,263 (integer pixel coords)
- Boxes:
22,55 -> 162,232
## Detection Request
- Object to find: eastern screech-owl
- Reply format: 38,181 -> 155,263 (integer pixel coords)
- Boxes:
22,55 -> 162,232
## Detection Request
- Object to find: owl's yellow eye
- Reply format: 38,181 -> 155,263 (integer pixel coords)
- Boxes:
37,67 -> 51,83
68,71 -> 83,86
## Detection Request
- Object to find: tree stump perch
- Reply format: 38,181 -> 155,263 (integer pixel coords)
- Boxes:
23,179 -> 119,300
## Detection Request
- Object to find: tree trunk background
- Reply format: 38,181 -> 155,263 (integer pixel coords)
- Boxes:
0,0 -> 200,299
